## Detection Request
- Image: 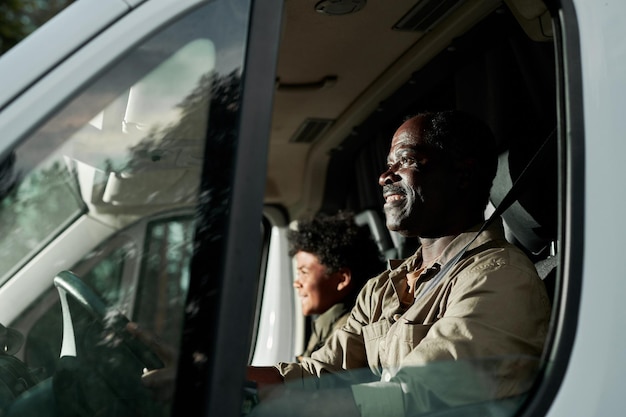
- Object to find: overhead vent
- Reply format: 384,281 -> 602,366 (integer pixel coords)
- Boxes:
289,118 -> 334,144
393,0 -> 465,32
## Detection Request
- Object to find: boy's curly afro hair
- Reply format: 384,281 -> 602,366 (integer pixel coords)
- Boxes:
288,211 -> 385,300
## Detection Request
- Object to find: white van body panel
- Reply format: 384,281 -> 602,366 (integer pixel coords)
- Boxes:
124,0 -> 150,8
547,1 -> 626,416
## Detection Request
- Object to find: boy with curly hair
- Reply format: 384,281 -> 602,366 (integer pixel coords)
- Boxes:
288,211 -> 384,359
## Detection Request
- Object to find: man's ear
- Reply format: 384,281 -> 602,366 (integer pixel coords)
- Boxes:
335,268 -> 352,291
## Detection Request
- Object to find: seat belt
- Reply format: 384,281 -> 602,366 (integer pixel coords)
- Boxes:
417,129 -> 556,299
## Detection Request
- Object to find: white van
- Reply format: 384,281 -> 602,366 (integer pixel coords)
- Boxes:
0,0 -> 621,416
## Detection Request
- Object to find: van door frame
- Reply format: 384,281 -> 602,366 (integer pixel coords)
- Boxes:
170,1 -> 285,416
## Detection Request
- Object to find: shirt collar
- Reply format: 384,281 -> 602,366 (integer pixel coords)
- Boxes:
312,302 -> 349,329
386,218 -> 506,278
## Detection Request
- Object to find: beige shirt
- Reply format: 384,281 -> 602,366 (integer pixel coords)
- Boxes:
277,219 -> 551,416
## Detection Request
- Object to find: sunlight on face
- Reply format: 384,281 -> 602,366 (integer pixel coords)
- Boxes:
292,251 -> 341,316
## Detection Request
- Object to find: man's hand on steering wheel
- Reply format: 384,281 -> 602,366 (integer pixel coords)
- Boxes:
126,322 -> 177,403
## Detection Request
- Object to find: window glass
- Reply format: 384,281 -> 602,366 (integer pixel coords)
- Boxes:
0,154 -> 84,285
0,1 -> 250,416
0,31 -> 216,285
82,245 -> 129,305
135,216 -> 195,346
22,237 -> 136,381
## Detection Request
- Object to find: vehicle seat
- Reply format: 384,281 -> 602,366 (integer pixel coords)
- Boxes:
489,131 -> 559,303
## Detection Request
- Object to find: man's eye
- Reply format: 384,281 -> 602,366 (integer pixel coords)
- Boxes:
387,155 -> 423,170
400,156 -> 415,167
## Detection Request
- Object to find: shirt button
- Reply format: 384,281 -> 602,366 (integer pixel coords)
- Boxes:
382,372 -> 391,382
392,314 -> 402,322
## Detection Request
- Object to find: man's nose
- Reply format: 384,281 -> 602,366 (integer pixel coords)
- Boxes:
379,164 -> 400,186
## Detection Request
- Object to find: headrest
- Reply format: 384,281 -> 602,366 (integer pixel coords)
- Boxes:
490,134 -> 558,255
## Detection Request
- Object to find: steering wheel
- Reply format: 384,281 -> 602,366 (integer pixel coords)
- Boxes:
52,270 -> 164,417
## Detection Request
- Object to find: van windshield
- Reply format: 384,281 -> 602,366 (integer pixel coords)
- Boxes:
0,151 -> 84,285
